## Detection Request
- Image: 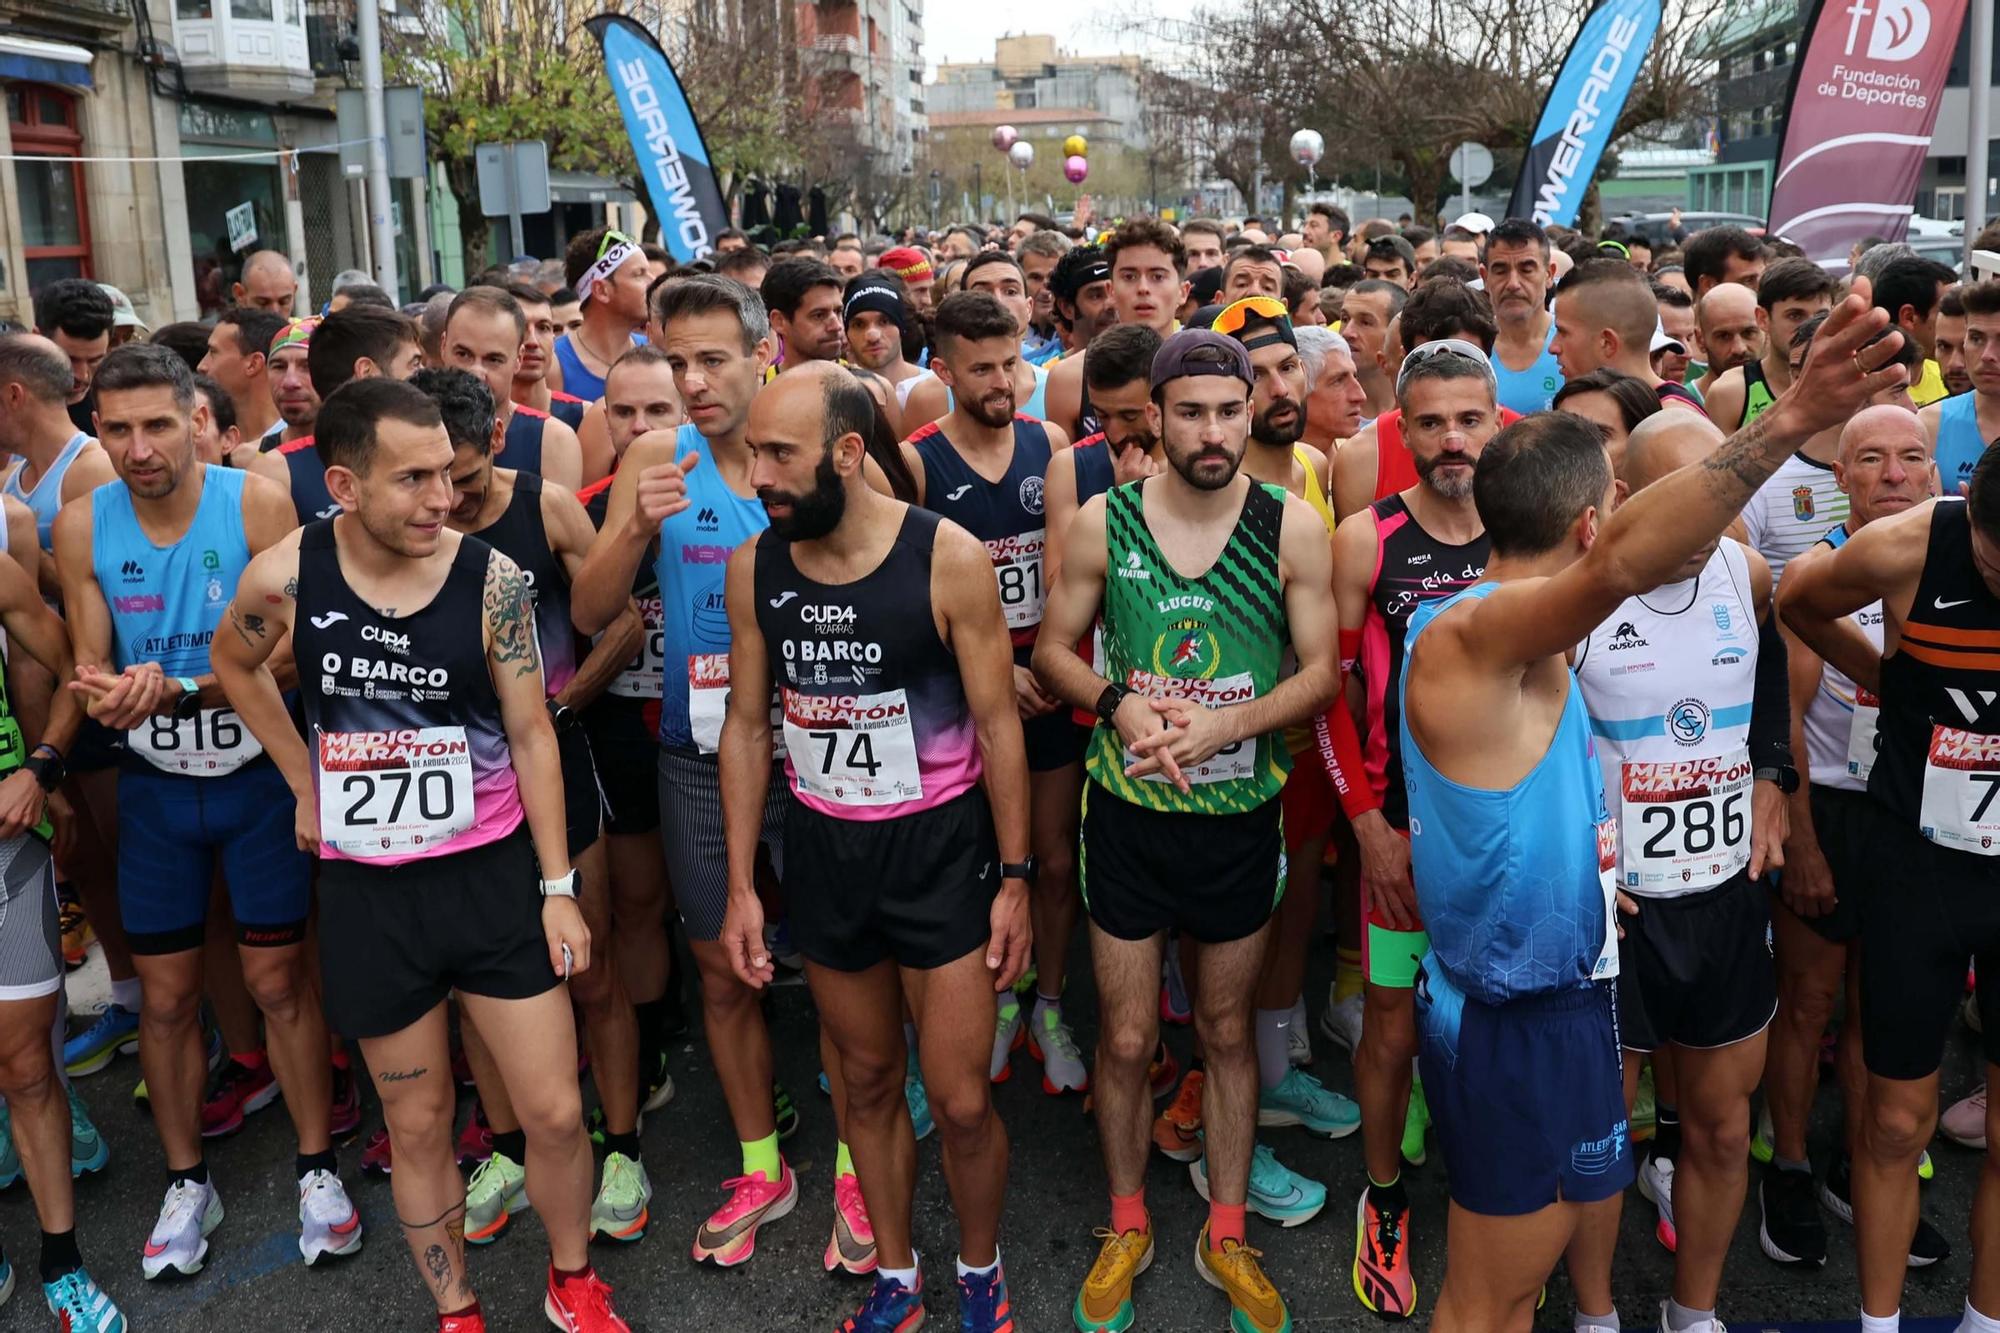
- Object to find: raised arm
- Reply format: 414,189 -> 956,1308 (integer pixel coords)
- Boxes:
572,430 -> 691,634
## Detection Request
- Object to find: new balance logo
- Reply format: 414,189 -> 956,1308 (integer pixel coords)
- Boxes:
119,560 -> 144,578
945,484 -> 973,501
310,611 -> 350,629
696,507 -> 719,530
767,591 -> 799,609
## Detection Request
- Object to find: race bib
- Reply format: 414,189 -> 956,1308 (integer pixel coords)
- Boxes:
317,726 -> 475,858
687,653 -> 786,757
1592,817 -> 1621,981
1617,749 -> 1752,892
129,709 -> 263,776
1846,687 -> 1881,782
1919,725 -> 2000,855
607,596 -> 664,700
988,529 -> 1046,632
1120,669 -> 1258,786
782,688 -> 921,807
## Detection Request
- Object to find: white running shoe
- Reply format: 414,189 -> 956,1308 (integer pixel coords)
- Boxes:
298,1168 -> 364,1264
142,1178 -> 224,1279
1638,1154 -> 1677,1252
1319,987 -> 1363,1056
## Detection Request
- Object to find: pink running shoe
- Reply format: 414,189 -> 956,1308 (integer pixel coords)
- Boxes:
1942,1087 -> 1988,1150
360,1128 -> 392,1176
691,1160 -> 798,1267
824,1173 -> 878,1276
456,1103 -> 493,1165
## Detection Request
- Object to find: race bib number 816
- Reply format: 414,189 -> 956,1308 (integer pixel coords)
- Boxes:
130,708 -> 263,775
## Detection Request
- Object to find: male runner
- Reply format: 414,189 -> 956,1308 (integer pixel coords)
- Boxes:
1688,283 -> 1764,403
213,377 -> 623,1333
1049,245 -> 1115,360
265,318 -> 321,452
1574,412 -> 1790,1332
1046,220 -> 1188,439
1935,286 -> 1973,399
1553,259 -> 1704,410
842,275 -> 925,407
197,307 -> 287,450
1222,248 -> 1287,303
572,275 -> 827,1272
1394,294 -> 1899,1329
31,280 -> 113,437
718,361 -> 1031,1333
877,248 -> 937,318
1295,327 -> 1369,453
1322,341 -> 1497,1319
1703,260 -> 1837,432
229,251 -> 298,316
1019,230 -> 1072,365
906,258 -> 1053,427
1337,280 -> 1407,423
1483,219 -> 1564,416
1761,406 -> 1951,1271
1035,329 -> 1338,1333
763,259 -> 848,372
1779,404 -> 2000,1333
55,344 -> 360,1276
1921,278 -> 2000,496
1303,204 -> 1348,266
556,228 -> 650,404
1873,258 -> 1959,410
550,289 -> 584,340
497,282 -> 589,433
1681,226 -> 1767,298
442,287 -> 584,489
1362,236 -> 1418,290
897,292 -> 1084,1095
1043,326 -> 1167,582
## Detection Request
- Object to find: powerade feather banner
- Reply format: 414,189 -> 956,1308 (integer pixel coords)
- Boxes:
588,13 -> 729,262
1505,0 -> 1663,227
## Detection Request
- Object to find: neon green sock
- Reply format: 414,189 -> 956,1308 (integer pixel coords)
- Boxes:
836,1140 -> 856,1181
741,1132 -> 782,1180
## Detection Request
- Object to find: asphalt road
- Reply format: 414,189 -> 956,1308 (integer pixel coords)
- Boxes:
1,932 -> 1986,1332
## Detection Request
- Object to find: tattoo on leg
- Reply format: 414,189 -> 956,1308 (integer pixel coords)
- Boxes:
446,1215 -> 471,1298
376,1066 -> 428,1084
398,1200 -> 467,1231
423,1243 -> 451,1295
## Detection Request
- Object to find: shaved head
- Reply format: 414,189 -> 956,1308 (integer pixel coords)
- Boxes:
1622,409 -> 1724,492
241,250 -> 293,283
1696,282 -> 1758,337
1838,403 -> 1926,465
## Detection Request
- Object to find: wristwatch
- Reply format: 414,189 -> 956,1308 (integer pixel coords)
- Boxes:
540,869 -> 581,899
1094,682 -> 1132,725
1754,764 -> 1800,794
999,857 -> 1038,883
171,677 -> 202,721
546,698 -> 578,732
24,745 -> 64,793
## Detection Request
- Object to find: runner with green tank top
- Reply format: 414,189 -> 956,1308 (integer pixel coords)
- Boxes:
1034,329 -> 1340,1333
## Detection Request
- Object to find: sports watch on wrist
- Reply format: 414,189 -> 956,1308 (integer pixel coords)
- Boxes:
1095,682 -> 1131,725
540,869 -> 581,899
1754,764 -> 1800,794
999,857 -> 1038,883
25,745 -> 64,793
171,677 -> 202,721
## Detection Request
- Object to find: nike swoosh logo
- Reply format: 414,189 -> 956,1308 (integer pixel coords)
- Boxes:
1936,597 -> 1973,610
945,484 -> 973,500
768,591 -> 798,609
310,611 -> 349,628
143,1239 -> 171,1257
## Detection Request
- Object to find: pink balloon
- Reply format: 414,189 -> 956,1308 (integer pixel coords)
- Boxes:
992,125 -> 1018,152
1064,155 -> 1088,184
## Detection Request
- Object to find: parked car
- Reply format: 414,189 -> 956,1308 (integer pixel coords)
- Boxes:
1610,211 -> 1766,246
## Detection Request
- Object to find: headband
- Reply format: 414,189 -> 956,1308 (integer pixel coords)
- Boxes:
575,240 -> 641,301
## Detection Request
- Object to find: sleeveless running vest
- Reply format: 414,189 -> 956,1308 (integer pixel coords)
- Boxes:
1739,359 -> 1778,428
465,471 -> 576,698
1870,500 -> 2000,855
1359,495 -> 1489,829
753,505 -> 980,821
1741,453 -> 1848,582
280,437 -> 339,526
1086,480 -> 1290,814
1935,392 -> 1992,498
1493,323 -> 1563,416
500,405 -> 546,477
549,392 -> 587,432
909,417 -> 1052,654
1401,582 -> 1621,1003
6,432 -> 88,550
1803,523 -> 1885,791
293,522 -> 523,864
1574,542 -> 1758,898
553,332 -> 623,405
653,424 -> 770,752
1072,433 -> 1115,505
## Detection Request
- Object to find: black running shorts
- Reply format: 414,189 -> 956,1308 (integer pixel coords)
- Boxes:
555,717 -> 604,860
1078,783 -> 1283,945
1616,871 -> 1777,1053
581,698 -> 658,837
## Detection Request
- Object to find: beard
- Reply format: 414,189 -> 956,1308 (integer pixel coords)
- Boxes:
1250,399 -> 1304,448
762,450 -> 847,541
1167,440 -> 1242,491
964,388 -> 1016,430
1415,450 -> 1475,500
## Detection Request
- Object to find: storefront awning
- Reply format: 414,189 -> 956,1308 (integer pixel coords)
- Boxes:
0,35 -> 94,89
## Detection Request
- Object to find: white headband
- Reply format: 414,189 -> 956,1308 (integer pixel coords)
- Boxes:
575,240 -> 641,301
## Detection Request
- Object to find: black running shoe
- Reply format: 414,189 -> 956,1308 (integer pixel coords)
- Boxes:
1758,1166 -> 1826,1267
1819,1153 -> 1952,1267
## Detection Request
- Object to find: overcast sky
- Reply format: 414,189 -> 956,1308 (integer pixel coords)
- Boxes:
920,3 -> 1199,74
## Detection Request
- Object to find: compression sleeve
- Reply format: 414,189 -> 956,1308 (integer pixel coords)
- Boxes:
1749,607 -> 1794,771
1339,626 -> 1362,675
1314,689 -> 1380,820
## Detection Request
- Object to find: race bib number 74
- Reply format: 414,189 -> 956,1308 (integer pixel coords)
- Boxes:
781,688 -> 922,807
317,726 -> 475,858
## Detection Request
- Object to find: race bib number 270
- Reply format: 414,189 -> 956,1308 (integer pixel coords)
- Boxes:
317,726 -> 475,858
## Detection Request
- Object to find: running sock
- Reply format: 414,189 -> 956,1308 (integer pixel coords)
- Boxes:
439,1301 -> 480,1329
1288,993 -> 1307,1032
1334,947 -> 1365,1003
38,1228 -> 81,1282
1109,1187 -> 1149,1235
1031,991 -> 1062,1027
1959,1301 -> 2000,1333
1207,1201 -> 1247,1250
1254,1008 -> 1292,1091
634,997 -> 669,1069
168,1159 -> 209,1188
1652,1104 -> 1681,1162
1774,1153 -> 1811,1175
1860,1311 -> 1901,1333
1576,1310 -> 1620,1332
490,1129 -> 527,1165
1665,1299 -> 1716,1332
551,1263 -> 594,1282
295,1148 -> 337,1181
601,1130 -> 641,1162
742,1131 -> 782,1180
878,1259 -> 919,1291
1366,1171 -> 1407,1216
835,1140 -> 856,1181
955,1248 -> 998,1279
110,977 -> 142,1014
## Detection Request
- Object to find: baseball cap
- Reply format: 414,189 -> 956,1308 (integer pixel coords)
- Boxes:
1150,328 -> 1254,393
1186,265 -> 1226,309
878,247 -> 934,285
1450,212 -> 1496,236
1365,234 -> 1419,270
98,284 -> 147,334
1649,318 -> 1686,356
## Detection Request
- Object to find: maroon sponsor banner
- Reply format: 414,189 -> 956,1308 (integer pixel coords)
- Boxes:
1766,0 -> 1970,267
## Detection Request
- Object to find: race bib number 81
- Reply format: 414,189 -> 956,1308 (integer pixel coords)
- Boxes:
1920,725 -> 2000,856
317,726 -> 475,858
130,708 -> 263,776
988,529 -> 1046,633
781,688 -> 922,807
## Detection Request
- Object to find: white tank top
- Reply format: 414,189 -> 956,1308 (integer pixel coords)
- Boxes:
1575,541 -> 1758,899
1801,524 -> 1885,792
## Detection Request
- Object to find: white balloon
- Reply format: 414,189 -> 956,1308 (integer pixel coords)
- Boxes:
1290,128 -> 1324,167
1009,140 -> 1035,170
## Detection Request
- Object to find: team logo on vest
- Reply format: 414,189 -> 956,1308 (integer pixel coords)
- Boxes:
801,603 -> 857,635
1116,549 -> 1150,580
119,560 -> 145,584
696,507 -> 719,532
1711,603 -> 1737,639
1019,474 -> 1044,515
1791,486 -> 1816,522
1152,617 -> 1220,679
362,624 -> 411,656
206,577 -> 226,606
1667,697 -> 1711,746
1607,621 -> 1649,650
692,583 -> 730,640
113,594 -> 164,614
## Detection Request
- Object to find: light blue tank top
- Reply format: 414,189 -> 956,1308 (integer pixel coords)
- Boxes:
6,432 -> 89,551
652,423 -> 770,751
945,364 -> 1049,423
1400,582 -> 1620,1005
1494,324 -> 1563,416
91,465 -> 249,675
1935,392 -> 1990,497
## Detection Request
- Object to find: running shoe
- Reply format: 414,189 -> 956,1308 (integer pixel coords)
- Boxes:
692,1159 -> 797,1267
1632,1065 -> 1658,1143
360,1127 -> 392,1175
199,1057 -> 278,1138
1318,988 -> 1362,1057
1943,1086 -> 1988,1149
465,1151 -> 528,1244
1190,1141 -> 1327,1227
1148,1044 -> 1180,1100
1749,1103 -> 1772,1163
1757,1166 -> 1827,1268
544,1265 -> 631,1333
1194,1224 -> 1291,1333
775,1081 -> 801,1140
142,1178 -> 224,1279
640,1050 -> 677,1115
1075,1226 -> 1152,1333
298,1168 -> 363,1264
58,890 -> 91,970
457,1103 -> 493,1165
590,1152 -> 651,1243
1256,1068 -> 1359,1138
63,1005 -> 138,1078
1151,1069 -> 1204,1162
1028,1007 -> 1090,1095
43,1265 -> 124,1331
991,995 -> 1025,1082
1401,1076 -> 1429,1167
906,1053 -> 935,1141
440,1309 -> 485,1333
957,1261 -> 1014,1333
1286,997 -> 1312,1068
824,1172 -> 877,1275
1352,1187 -> 1416,1319
839,1267 -> 923,1332
1818,1153 -> 1950,1266
70,1083 -> 108,1177
329,1060 -> 361,1140
1638,1153 -> 1677,1252
1161,949 -> 1191,1025
0,1107 -> 17,1189
1919,1148 -> 1934,1181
